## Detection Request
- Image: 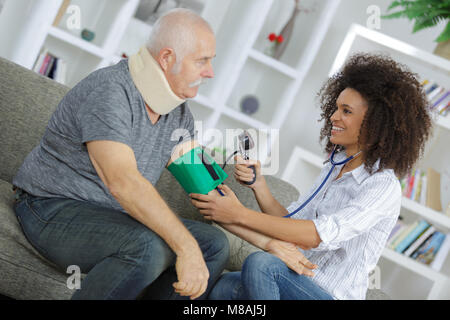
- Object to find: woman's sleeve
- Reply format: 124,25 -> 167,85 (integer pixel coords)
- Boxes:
311,174 -> 402,251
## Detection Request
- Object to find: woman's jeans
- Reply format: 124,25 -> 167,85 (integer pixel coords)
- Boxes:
13,189 -> 229,300
209,251 -> 334,300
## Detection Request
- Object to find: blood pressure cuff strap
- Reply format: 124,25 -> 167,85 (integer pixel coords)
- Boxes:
167,147 -> 228,195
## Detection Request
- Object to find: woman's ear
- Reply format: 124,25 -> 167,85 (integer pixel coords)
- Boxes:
158,47 -> 176,73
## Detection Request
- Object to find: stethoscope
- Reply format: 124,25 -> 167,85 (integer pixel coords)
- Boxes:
283,145 -> 362,218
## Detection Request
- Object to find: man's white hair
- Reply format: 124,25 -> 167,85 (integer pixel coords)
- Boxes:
146,8 -> 213,73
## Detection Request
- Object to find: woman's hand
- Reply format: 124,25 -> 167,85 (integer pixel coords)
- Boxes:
266,239 -> 318,277
234,155 -> 265,190
190,184 -> 246,224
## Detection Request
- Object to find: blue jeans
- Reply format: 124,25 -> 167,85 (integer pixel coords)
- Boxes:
13,190 -> 229,300
209,251 -> 334,300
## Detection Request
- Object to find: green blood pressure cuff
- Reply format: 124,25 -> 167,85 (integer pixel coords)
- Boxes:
167,147 -> 228,195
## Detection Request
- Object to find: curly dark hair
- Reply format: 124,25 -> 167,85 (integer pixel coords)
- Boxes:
318,53 -> 432,179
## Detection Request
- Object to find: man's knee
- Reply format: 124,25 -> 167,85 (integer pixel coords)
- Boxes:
118,227 -> 175,272
184,220 -> 230,262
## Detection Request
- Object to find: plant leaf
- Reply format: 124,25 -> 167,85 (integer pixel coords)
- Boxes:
436,21 -> 450,42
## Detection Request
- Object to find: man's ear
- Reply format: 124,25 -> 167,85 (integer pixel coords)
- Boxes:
158,47 -> 176,73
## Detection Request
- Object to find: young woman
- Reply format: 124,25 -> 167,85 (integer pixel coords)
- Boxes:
190,53 -> 433,300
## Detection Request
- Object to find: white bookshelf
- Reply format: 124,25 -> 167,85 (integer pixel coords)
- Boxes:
281,24 -> 450,299
6,0 -> 340,170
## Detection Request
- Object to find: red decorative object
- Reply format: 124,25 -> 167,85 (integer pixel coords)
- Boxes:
267,33 -> 284,44
268,33 -> 277,42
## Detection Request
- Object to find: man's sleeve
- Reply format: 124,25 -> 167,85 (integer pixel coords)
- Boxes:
75,81 -> 133,148
311,175 -> 401,251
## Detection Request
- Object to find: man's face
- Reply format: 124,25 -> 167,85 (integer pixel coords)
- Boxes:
164,27 -> 216,99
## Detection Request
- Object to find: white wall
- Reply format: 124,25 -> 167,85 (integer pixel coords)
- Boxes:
276,0 -> 447,178
0,0 -> 35,60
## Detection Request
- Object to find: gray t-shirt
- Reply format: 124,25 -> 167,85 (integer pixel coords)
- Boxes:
13,59 -> 194,212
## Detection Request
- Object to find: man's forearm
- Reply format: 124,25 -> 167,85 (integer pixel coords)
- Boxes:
110,173 -> 199,256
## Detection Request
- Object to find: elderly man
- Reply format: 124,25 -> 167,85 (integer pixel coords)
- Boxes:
12,9 -> 229,300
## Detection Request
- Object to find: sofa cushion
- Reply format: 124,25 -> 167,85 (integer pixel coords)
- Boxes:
0,57 -> 69,184
0,179 -> 79,300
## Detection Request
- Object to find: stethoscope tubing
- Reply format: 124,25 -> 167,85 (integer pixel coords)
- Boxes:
283,146 -> 360,218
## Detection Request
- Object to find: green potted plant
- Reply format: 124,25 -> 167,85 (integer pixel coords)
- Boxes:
383,0 -> 450,60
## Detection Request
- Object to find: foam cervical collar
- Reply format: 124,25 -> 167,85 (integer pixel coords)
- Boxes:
128,47 -> 185,115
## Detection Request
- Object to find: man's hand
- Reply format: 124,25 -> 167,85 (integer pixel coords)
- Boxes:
190,184 -> 245,224
266,239 -> 318,277
173,248 -> 210,300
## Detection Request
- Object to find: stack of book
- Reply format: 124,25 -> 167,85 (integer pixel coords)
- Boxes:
387,219 -> 450,271
422,80 -> 449,117
32,48 -> 67,85
400,167 -> 444,213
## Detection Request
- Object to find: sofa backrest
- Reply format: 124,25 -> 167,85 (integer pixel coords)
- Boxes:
0,57 -> 69,183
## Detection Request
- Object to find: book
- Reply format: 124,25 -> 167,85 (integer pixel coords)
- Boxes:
54,59 -> 67,85
406,170 -> 416,198
32,49 -> 48,73
47,57 -> 58,79
430,233 -> 450,271
410,169 -> 421,200
412,231 -> 446,265
426,168 -> 442,212
427,86 -> 444,102
432,91 -> 450,108
44,55 -> 56,77
389,221 -> 419,250
404,225 -> 435,256
395,220 -> 430,253
387,220 -> 405,242
39,53 -> 51,75
419,175 -> 427,206
425,83 -> 438,95
52,0 -> 71,27
414,171 -> 424,202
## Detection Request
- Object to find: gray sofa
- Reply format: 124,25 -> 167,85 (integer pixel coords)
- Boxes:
0,57 -> 389,300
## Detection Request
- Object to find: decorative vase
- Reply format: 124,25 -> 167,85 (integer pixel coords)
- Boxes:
240,95 -> 259,115
81,29 -> 95,42
273,0 -> 300,60
433,40 -> 450,61
264,41 -> 278,57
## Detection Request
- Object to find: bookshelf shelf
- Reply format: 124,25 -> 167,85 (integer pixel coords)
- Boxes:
382,248 -> 445,281
402,197 -> 450,230
191,94 -> 216,111
248,48 -> 299,79
222,106 -> 271,130
47,26 -> 107,58
436,115 -> 450,131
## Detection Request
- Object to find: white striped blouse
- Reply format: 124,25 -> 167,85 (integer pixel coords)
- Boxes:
286,152 -> 401,300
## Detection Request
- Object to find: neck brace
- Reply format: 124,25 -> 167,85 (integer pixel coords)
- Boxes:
128,47 -> 185,115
